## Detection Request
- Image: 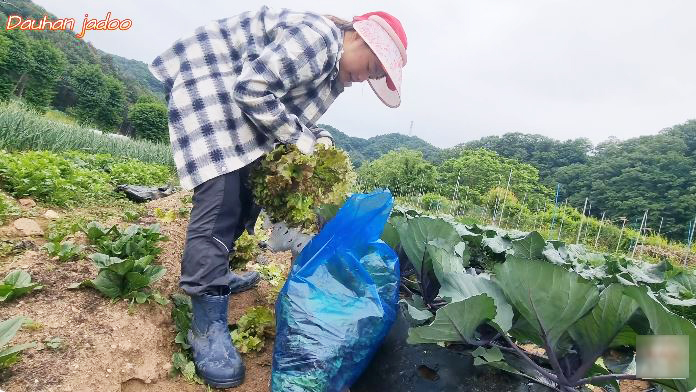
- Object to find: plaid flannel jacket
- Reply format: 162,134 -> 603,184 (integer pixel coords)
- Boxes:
148,6 -> 345,190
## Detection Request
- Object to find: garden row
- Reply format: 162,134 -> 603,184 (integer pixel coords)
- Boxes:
0,101 -> 173,166
355,148 -> 694,265
0,148 -> 174,215
398,190 -> 694,266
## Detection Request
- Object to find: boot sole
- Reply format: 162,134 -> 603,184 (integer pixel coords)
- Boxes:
205,375 -> 244,388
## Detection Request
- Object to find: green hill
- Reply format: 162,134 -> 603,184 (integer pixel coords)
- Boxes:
0,0 -> 164,107
318,124 -> 441,166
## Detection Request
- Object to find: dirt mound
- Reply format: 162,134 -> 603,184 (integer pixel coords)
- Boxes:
0,191 -> 290,392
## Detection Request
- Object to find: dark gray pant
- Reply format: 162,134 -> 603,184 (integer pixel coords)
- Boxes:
180,159 -> 262,296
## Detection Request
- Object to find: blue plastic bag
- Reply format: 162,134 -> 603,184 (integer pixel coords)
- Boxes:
271,190 -> 400,392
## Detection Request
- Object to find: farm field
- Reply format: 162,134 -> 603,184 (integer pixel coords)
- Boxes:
0,137 -> 694,391
0,1 -> 695,390
0,105 -> 694,392
0,93 -> 696,392
0,190 -> 290,392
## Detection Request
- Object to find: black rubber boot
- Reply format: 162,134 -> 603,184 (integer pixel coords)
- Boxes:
228,271 -> 261,294
188,288 -> 244,388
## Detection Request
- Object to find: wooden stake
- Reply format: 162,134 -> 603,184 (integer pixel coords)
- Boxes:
516,193 -> 527,230
657,216 -> 664,237
557,198 -> 568,240
632,210 -> 648,258
491,177 -> 502,224
616,217 -> 627,253
594,211 -> 606,248
497,168 -> 513,227
576,197 -> 588,244
583,203 -> 592,243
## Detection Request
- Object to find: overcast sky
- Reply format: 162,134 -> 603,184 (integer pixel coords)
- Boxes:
30,0 -> 696,148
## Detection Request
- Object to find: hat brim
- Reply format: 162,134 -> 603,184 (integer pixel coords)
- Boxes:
354,19 -> 404,108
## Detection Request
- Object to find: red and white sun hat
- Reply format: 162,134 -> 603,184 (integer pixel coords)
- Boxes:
352,11 -> 408,108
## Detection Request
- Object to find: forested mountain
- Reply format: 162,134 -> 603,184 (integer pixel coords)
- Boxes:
97,49 -> 164,98
323,120 -> 696,240
318,124 -> 441,166
552,120 -> 696,240
444,133 -> 593,181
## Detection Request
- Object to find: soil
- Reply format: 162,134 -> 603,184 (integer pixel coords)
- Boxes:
0,191 -> 291,392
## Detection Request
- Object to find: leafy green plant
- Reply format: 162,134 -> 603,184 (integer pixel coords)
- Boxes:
250,262 -> 286,287
180,194 -> 193,205
70,253 -> 168,305
230,231 -> 262,270
0,191 -> 20,224
0,240 -> 28,258
248,262 -> 287,303
108,159 -> 173,186
250,144 -> 354,231
0,150 -> 114,206
46,215 -> 88,243
81,221 -> 168,260
43,337 -> 63,350
22,319 -> 43,331
420,192 -> 449,211
154,207 -> 177,223
61,150 -> 126,172
393,213 -> 696,392
170,293 -> 203,384
231,306 -> 274,353
0,316 -> 35,369
0,270 -> 42,302
177,207 -> 190,218
43,241 -> 85,262
122,209 -> 143,223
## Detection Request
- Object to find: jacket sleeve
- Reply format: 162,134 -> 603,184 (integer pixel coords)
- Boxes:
232,23 -> 334,154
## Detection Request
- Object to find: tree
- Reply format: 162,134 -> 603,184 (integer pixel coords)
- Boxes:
437,149 -> 552,207
357,149 -> 437,196
129,101 -> 169,143
442,132 -> 593,181
66,64 -> 126,130
552,120 -> 696,240
0,29 -> 34,100
22,40 -> 67,111
98,75 -> 127,131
